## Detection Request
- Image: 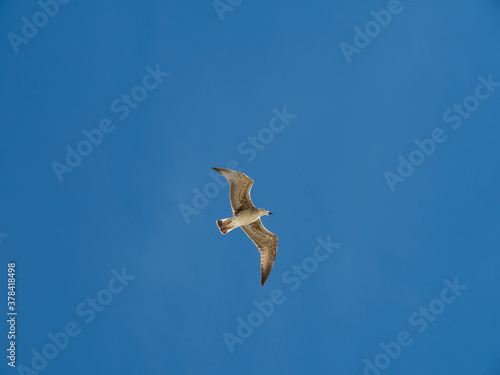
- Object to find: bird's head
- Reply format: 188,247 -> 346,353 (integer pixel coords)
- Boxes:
265,209 -> 273,216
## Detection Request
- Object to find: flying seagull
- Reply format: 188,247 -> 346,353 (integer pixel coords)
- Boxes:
212,167 -> 277,286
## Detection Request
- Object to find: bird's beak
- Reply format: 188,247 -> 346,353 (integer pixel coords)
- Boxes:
269,212 -> 273,215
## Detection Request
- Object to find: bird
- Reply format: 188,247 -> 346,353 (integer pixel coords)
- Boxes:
212,167 -> 277,286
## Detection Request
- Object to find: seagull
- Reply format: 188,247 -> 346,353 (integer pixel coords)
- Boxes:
212,167 -> 277,286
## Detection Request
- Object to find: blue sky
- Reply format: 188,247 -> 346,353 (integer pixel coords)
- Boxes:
1,0 -> 500,374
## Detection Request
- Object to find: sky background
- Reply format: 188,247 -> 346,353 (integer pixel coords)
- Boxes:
1,0 -> 500,374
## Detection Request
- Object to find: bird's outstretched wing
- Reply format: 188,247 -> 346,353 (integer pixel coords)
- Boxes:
241,219 -> 278,286
212,167 -> 254,214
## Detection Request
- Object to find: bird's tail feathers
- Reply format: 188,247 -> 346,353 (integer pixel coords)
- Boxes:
217,218 -> 236,234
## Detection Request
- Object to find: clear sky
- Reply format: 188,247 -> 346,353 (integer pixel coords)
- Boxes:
1,1 -> 500,374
